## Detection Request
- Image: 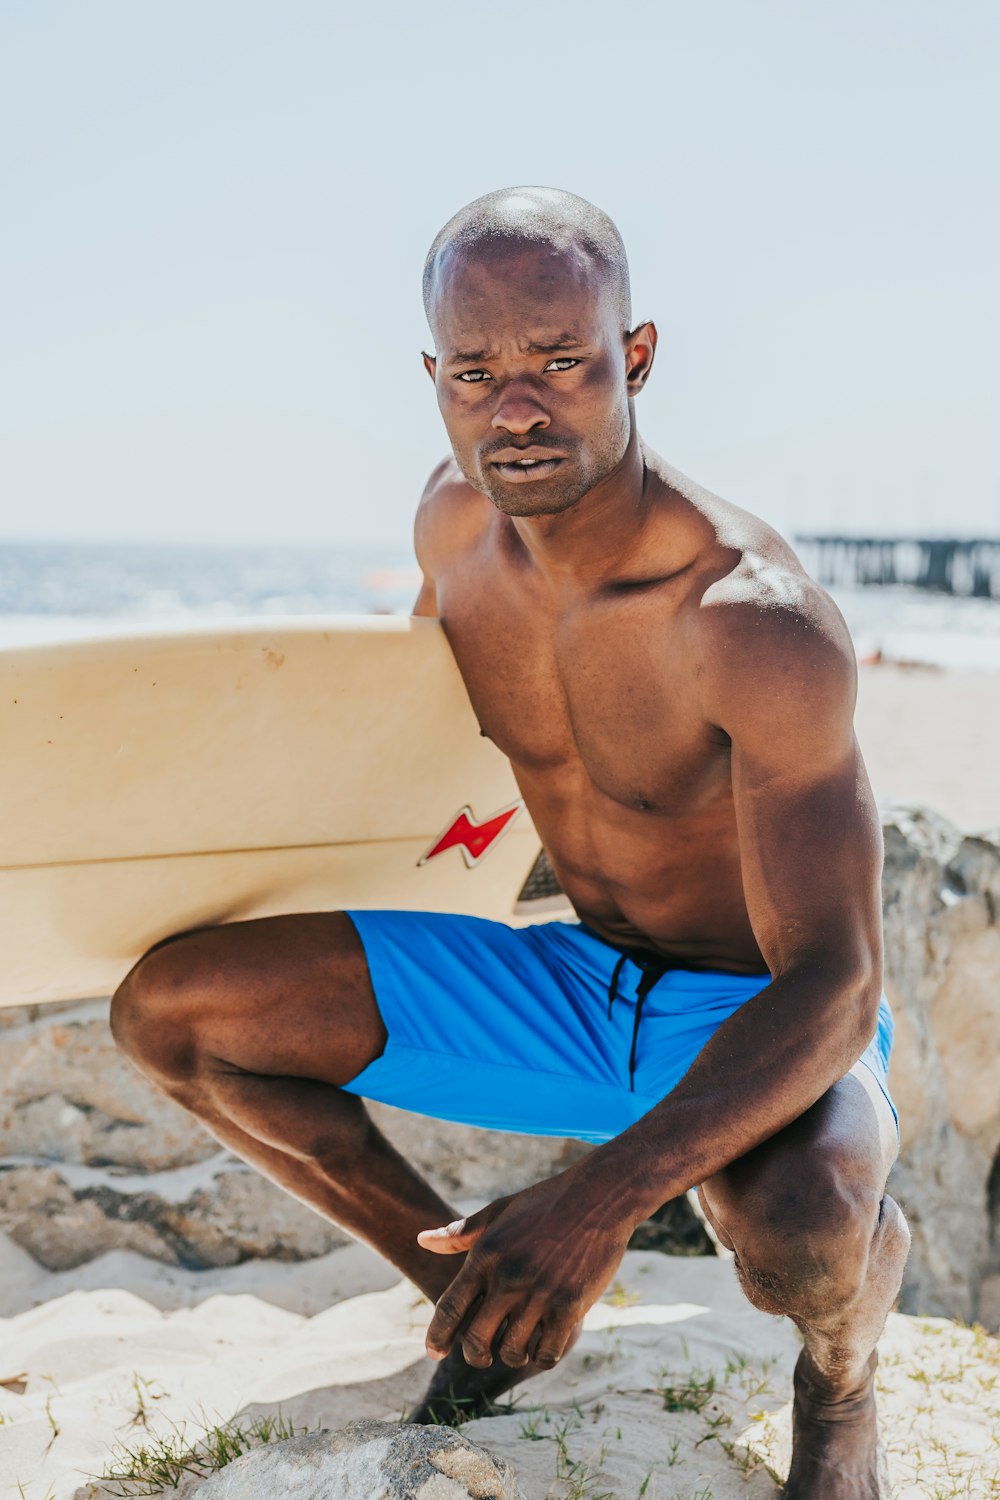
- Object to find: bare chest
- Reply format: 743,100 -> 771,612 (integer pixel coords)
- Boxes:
438,570 -> 726,816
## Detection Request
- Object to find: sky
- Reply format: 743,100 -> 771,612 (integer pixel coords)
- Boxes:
1,0 -> 998,549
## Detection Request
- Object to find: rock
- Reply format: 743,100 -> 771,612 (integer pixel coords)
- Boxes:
881,807 -> 1000,1322
628,1193 -> 717,1256
0,1159 -> 350,1271
0,999 -> 211,1170
980,1273 -> 1000,1333
0,1164 -> 168,1267
366,1104 -> 591,1201
192,1420 -> 524,1499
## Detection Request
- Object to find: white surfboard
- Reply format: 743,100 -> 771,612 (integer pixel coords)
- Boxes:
0,616 -> 566,1007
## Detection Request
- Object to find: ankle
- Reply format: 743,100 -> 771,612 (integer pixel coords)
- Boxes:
795,1348 -> 877,1409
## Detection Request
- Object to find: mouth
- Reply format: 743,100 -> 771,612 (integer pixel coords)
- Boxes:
490,455 -> 565,483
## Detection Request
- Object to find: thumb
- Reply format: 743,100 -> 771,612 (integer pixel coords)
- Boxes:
416,1199 -> 507,1254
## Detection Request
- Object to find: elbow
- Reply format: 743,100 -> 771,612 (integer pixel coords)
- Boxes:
790,945 -> 883,1067
836,946 -> 883,1061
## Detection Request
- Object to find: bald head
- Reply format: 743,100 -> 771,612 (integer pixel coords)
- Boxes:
423,186 -> 631,339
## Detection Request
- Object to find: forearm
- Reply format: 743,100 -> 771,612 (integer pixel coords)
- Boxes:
572,965 -> 880,1227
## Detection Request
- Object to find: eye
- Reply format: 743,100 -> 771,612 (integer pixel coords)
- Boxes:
545,357 -> 580,372
456,369 -> 492,383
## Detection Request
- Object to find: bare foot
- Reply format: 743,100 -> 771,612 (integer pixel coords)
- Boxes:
407,1325 -> 581,1425
782,1351 -> 884,1499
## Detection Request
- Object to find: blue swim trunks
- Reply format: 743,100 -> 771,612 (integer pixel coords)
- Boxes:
342,911 -> 896,1145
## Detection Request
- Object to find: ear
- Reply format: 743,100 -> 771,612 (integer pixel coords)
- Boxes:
422,351 -> 437,383
624,321 -> 657,396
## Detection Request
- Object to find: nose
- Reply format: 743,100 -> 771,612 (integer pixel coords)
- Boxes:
491,384 -> 550,436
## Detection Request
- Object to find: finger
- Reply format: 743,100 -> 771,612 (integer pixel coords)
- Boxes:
532,1305 -> 580,1371
417,1198 -> 507,1254
416,1217 -> 481,1254
425,1270 -> 483,1360
457,1297 -> 519,1370
496,1301 -> 548,1370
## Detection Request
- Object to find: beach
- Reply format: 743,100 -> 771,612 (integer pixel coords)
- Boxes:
5,0 -> 998,1483
856,662 -> 999,832
0,570 -> 998,1497
1,1233 -> 997,1500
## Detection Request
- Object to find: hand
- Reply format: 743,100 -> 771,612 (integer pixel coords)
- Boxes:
416,1172 -> 631,1371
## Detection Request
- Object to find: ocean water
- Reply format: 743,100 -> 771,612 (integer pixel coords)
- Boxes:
831,583 -> 1000,670
1,540 -> 999,668
0,541 -> 419,646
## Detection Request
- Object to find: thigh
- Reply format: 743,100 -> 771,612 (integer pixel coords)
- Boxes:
119,911 -> 385,1089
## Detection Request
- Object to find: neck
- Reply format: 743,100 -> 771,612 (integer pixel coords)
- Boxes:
510,423 -> 652,587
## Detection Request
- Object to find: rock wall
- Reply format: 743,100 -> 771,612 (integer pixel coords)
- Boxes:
0,994 -> 595,1272
881,806 -> 1000,1322
1,807 -> 998,1323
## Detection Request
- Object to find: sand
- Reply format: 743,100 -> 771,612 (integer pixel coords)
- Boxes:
1,1226 -> 997,1500
856,663 -> 1000,832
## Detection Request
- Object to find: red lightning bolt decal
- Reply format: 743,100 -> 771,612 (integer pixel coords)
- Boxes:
418,802 -> 523,869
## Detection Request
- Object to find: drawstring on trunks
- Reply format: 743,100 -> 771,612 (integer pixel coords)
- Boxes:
606,952 -> 629,1020
605,950 -> 670,1092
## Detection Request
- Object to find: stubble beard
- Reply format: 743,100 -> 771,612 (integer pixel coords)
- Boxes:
460,415 -> 631,520
477,465 -> 596,519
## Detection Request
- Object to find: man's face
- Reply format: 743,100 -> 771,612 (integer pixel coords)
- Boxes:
425,242 -> 643,518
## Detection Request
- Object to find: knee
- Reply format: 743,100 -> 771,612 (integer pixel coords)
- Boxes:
712,1147 -> 883,1319
110,930 -> 216,1086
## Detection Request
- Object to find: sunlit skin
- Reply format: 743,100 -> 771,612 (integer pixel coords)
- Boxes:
112,212 -> 909,1498
422,241 -> 637,521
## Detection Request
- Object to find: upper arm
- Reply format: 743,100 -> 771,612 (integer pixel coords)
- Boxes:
410,459 -> 453,619
412,572 -> 438,618
700,587 -> 882,991
411,456 -> 490,620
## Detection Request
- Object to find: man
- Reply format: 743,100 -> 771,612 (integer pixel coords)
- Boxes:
112,187 -> 908,1498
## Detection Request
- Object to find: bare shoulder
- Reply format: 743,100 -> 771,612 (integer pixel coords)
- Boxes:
701,547 -> 854,678
414,456 -> 493,579
678,481 -> 857,760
